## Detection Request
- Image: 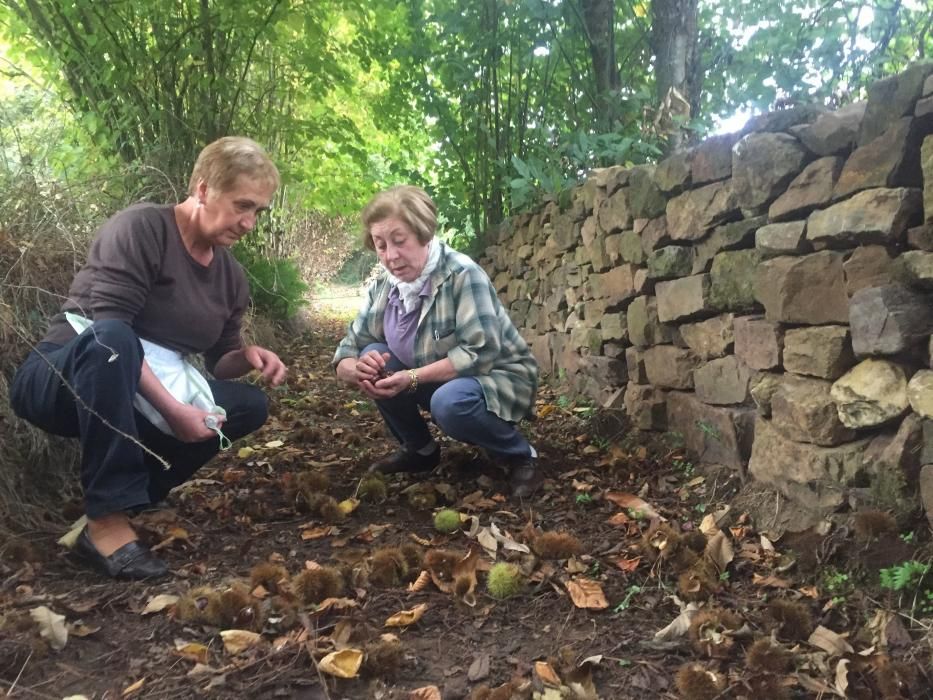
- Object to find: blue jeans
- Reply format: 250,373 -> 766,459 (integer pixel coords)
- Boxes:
362,343 -> 531,460
10,319 -> 268,518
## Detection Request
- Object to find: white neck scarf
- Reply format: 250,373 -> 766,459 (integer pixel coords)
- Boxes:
386,238 -> 441,313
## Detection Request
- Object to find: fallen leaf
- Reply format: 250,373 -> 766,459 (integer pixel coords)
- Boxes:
565,578 -> 608,610
220,629 -> 262,655
835,658 -> 850,695
606,512 -> 631,527
704,530 -> 734,572
141,594 -> 179,615
68,622 -> 100,637
408,570 -> 431,592
385,603 -> 428,627
318,648 -> 363,678
122,678 -> 145,696
604,491 -> 660,520
752,573 -> 792,588
237,446 -> 255,459
808,625 -> 854,657
175,641 -> 210,664
535,660 -> 562,686
408,687 -> 442,700
468,652 -> 491,681
30,605 -> 67,650
654,602 -> 700,641
614,556 -> 641,573
264,439 -> 284,448
300,526 -> 334,540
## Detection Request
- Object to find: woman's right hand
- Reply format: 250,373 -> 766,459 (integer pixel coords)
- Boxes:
338,351 -> 390,384
165,403 -> 224,443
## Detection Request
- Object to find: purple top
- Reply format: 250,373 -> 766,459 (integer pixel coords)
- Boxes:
384,279 -> 432,368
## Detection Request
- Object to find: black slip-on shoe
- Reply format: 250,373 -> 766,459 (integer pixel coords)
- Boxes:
74,527 -> 169,580
369,444 -> 441,474
508,459 -> 543,499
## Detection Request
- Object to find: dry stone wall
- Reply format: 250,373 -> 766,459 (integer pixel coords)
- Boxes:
481,61 -> 933,529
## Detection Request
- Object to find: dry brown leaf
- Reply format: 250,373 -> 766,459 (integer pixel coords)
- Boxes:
385,603 -> 428,627
141,594 -> 179,615
565,578 -> 608,609
68,622 -> 100,637
654,602 -> 700,641
311,597 -> 358,614
606,512 -> 631,527
704,530 -> 734,572
408,687 -> 442,700
220,629 -> 262,655
535,660 -> 562,686
175,641 -> 210,664
604,491 -> 660,520
752,573 -> 792,588
318,648 -> 363,678
835,658 -> 850,696
614,556 -> 641,573
408,570 -> 431,592
122,678 -> 145,696
301,526 -> 334,540
808,625 -> 854,657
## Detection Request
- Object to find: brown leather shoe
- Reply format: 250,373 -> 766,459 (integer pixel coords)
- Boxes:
369,444 -> 441,474
509,459 -> 542,499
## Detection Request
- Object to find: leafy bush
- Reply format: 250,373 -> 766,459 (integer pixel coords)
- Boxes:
232,246 -> 308,321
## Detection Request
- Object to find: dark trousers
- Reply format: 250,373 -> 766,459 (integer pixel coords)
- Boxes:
9,320 -> 268,518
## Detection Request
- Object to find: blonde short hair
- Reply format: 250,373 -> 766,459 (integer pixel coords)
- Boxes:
361,185 -> 437,250
188,136 -> 280,195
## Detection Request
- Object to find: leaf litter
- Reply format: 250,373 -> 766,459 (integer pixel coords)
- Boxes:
1,316 -> 931,698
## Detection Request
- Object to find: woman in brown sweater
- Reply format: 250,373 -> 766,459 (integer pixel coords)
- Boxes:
10,137 -> 287,579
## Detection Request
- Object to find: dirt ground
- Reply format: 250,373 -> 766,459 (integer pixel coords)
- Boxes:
2,316 -> 932,700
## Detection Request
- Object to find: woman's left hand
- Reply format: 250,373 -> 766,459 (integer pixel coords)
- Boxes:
360,371 -> 410,400
243,345 -> 287,386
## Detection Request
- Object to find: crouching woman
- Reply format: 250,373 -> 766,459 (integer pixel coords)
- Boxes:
333,186 -> 540,497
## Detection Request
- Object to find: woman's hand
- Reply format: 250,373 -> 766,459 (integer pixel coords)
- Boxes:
165,403 -> 225,443
337,351 -> 389,384
243,345 -> 287,386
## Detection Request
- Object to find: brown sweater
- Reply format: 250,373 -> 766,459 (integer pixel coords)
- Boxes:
43,203 -> 249,371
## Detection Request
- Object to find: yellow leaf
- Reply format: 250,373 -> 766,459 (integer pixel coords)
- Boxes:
338,498 -> 360,515
409,687 -> 442,700
30,605 -> 68,650
122,678 -> 145,696
175,641 -> 210,664
633,2 -> 647,17
535,660 -> 562,686
385,603 -> 428,627
220,629 -> 262,655
141,594 -> 179,615
565,578 -> 609,610
238,446 -> 255,459
264,439 -> 284,448
318,648 -> 363,678
537,403 -> 556,418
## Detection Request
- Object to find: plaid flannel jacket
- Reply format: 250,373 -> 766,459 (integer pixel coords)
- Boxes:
333,242 -> 538,423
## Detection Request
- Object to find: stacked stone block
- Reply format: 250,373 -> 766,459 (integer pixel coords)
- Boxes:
481,62 -> 933,527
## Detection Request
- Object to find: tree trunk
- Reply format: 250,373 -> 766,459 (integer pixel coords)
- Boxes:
579,0 -> 620,133
650,0 -> 699,152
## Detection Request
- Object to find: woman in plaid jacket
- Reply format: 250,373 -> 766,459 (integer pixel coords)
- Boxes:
333,186 -> 541,497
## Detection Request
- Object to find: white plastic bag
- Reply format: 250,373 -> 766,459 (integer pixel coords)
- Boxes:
65,313 -> 227,443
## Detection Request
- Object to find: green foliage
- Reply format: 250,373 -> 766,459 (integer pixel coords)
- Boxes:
879,560 -> 930,593
613,584 -> 643,612
232,245 -> 308,321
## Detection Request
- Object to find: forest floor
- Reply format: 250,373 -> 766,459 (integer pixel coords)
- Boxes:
2,314 -> 933,700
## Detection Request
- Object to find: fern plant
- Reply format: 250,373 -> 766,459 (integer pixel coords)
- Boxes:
879,560 -> 930,592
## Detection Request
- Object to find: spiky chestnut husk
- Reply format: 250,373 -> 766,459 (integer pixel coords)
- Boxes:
853,509 -> 897,541
400,543 -> 424,573
533,531 -> 584,560
874,654 -> 918,697
207,583 -> 262,629
296,470 -> 330,495
768,598 -> 814,642
358,475 -> 387,503
292,566 -> 345,605
370,548 -> 409,587
2,538 -> 39,564
294,426 -> 323,444
746,638 -> 792,673
250,562 -> 290,594
674,663 -> 726,700
174,586 -> 219,624
682,531 -> 709,553
362,636 -> 404,677
433,508 -> 462,534
424,549 -> 460,586
689,608 -> 742,659
677,560 -> 719,602
407,488 -> 437,511
317,495 -> 347,523
486,562 -> 523,599
266,595 -> 298,630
